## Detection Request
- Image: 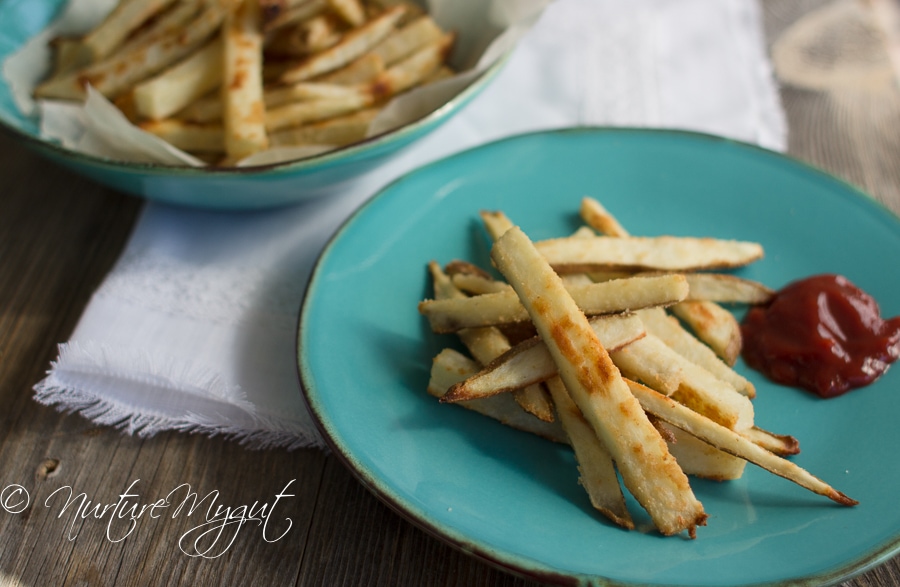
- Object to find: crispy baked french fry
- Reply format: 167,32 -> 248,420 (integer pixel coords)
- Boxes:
534,235 -> 764,274
545,377 -> 634,528
491,225 -> 706,537
268,107 -> 378,146
280,5 -> 406,83
139,119 -> 224,152
265,13 -> 343,57
427,348 -> 568,444
683,274 -> 774,304
442,314 -> 645,403
672,300 -> 743,366
327,0 -> 366,27
265,92 -> 374,132
450,273 -> 512,295
263,0 -> 327,32
49,36 -> 90,77
118,0 -> 203,54
429,261 -> 554,422
637,307 -> 755,397
369,32 -> 455,99
741,426 -> 801,456
580,196 -> 629,238
314,52 -> 385,84
609,334 -> 755,431
661,423 -> 747,481
35,2 -> 228,101
626,379 -> 857,506
419,274 -> 688,334
134,38 -> 223,121
80,0 -> 179,64
222,0 -> 269,159
370,15 -> 444,65
264,81 -> 368,107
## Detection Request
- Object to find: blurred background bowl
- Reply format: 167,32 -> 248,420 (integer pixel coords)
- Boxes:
0,0 -> 514,209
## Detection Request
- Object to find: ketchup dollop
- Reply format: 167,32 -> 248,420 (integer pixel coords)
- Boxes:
741,274 -> 900,398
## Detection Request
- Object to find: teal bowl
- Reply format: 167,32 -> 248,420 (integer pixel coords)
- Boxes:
0,0 -> 507,209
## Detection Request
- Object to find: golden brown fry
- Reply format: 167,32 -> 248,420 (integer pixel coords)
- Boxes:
637,307 -> 755,397
580,196 -> 629,238
265,92 -> 374,132
81,0 -> 179,64
683,274 -> 774,304
134,38 -> 223,121
368,32 -> 455,100
626,379 -> 857,507
280,5 -> 406,83
139,119 -> 224,152
222,0 -> 269,159
609,334 -> 755,431
442,314 -> 645,403
370,15 -> 444,66
427,348 -> 568,444
429,261 -> 554,422
262,0 -> 327,32
661,423 -> 747,481
491,225 -> 706,537
671,300 -> 743,366
268,107 -> 378,147
418,274 -> 688,334
265,13 -> 343,57
35,2 -> 227,101
327,0 -> 366,27
534,235 -> 764,274
545,377 -> 634,529
313,52 -> 385,84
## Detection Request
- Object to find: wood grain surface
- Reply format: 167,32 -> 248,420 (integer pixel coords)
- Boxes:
2,1 -> 900,585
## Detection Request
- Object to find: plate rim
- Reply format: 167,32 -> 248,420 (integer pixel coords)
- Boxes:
296,126 -> 900,587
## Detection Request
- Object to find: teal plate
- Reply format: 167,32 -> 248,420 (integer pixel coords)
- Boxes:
297,128 -> 900,586
0,0 -> 505,209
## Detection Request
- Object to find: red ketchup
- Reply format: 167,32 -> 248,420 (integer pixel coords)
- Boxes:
741,274 -> 900,398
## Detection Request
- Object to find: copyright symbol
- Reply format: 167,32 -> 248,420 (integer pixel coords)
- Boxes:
1,485 -> 30,514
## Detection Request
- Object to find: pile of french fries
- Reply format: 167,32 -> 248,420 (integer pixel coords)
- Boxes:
419,197 -> 857,538
34,0 -> 456,165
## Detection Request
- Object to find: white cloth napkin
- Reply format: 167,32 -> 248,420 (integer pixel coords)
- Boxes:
33,0 -> 787,450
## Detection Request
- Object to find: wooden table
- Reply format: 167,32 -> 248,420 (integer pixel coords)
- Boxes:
2,2 -> 900,585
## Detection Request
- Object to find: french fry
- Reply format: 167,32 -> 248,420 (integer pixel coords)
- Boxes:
427,348 -> 568,444
369,32 -> 455,99
579,196 -> 629,238
34,2 -> 228,101
741,426 -> 801,456
429,261 -> 554,422
672,300 -> 743,366
609,334 -> 755,431
534,235 -> 764,274
637,307 -> 755,397
268,107 -> 378,147
370,15 -> 444,66
134,38 -> 224,121
264,81 -> 369,107
139,119 -> 224,152
118,0 -> 204,55
626,380 -> 857,506
262,0 -> 327,32
450,272 -> 512,295
442,314 -> 645,403
280,5 -> 406,83
80,0 -> 179,64
222,0 -> 269,159
264,13 -> 343,57
683,274 -> 774,304
327,0 -> 366,27
313,52 -> 385,84
545,377 -> 634,529
661,423 -> 747,481
491,225 -> 707,537
418,274 -> 688,334
265,92 -> 374,132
